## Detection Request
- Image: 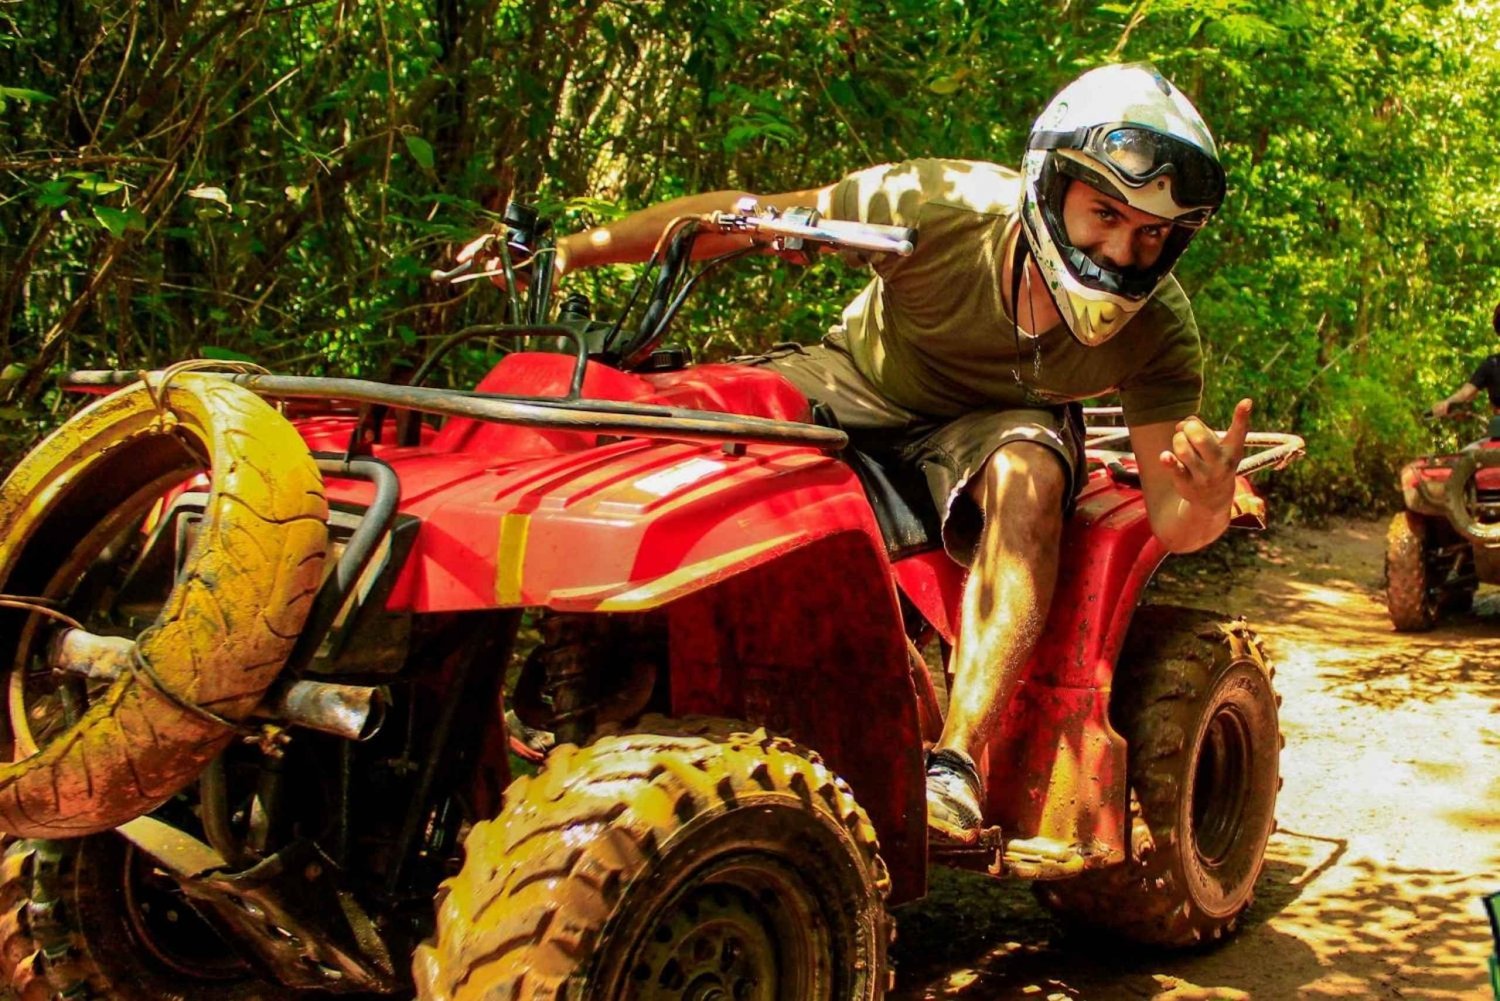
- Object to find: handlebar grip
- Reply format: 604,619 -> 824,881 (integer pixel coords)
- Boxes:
810,218 -> 918,257
746,213 -> 916,257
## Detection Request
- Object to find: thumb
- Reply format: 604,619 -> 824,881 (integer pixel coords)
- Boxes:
1225,398 -> 1253,455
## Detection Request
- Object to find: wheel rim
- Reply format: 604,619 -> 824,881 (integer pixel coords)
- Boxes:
7,476 -> 172,757
119,843 -> 247,981
623,857 -> 829,1001
1191,703 -> 1253,866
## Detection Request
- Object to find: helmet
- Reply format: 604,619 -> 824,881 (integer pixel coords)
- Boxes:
1020,63 -> 1226,346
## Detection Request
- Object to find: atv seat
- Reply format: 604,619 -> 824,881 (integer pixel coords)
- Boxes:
845,446 -> 944,559
810,404 -> 942,559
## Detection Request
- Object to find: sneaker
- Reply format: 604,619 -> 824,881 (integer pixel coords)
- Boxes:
925,747 -> 984,844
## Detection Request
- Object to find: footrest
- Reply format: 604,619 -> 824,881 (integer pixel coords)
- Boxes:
999,836 -> 1122,880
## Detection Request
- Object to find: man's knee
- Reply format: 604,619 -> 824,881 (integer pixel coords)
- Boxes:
971,440 -> 1069,517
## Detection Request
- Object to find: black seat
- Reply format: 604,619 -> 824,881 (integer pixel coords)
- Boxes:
810,402 -> 941,558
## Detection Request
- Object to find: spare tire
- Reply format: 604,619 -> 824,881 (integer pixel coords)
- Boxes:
0,374 -> 327,838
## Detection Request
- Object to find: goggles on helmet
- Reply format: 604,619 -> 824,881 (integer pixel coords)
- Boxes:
1030,123 -> 1225,225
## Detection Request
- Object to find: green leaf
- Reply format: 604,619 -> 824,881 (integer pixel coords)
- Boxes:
92,205 -> 147,237
927,70 -> 969,95
0,86 -> 54,105
36,180 -> 73,209
77,179 -> 126,196
199,346 -> 257,363
403,133 -> 435,170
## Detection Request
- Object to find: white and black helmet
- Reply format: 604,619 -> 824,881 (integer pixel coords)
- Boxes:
1019,63 -> 1226,346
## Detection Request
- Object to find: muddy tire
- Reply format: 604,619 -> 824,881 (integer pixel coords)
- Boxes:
7,834 -> 291,1001
0,375 -> 327,837
1035,606 -> 1280,948
1385,512 -> 1440,631
413,715 -> 891,1000
0,840 -> 47,1001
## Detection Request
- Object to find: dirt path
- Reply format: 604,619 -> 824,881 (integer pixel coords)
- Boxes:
890,516 -> 1500,1000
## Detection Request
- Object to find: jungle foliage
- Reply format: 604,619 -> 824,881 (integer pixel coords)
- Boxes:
2,0 -> 1498,512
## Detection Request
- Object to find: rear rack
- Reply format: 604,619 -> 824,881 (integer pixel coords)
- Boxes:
1083,405 -> 1304,477
65,373 -> 1303,472
63,368 -> 850,451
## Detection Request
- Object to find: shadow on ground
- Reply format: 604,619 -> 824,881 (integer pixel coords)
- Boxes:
891,830 -> 1491,999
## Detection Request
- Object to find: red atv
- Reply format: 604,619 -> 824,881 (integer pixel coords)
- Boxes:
1386,410 -> 1500,630
0,203 -> 1302,1000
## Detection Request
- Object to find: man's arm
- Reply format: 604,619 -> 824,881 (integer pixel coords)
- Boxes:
555,186 -> 836,276
456,185 -> 837,284
1129,399 -> 1253,553
1432,382 -> 1479,418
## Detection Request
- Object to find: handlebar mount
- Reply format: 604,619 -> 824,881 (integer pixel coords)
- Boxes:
431,199 -> 918,377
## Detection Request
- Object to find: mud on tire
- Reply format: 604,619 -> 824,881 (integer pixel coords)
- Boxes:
3,833 -> 293,1001
0,839 -> 46,1001
1385,512 -> 1439,632
1035,606 -> 1280,948
0,374 -> 327,837
413,714 -> 892,1000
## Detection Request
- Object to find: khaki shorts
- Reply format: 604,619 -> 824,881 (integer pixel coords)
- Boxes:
742,336 -> 1085,566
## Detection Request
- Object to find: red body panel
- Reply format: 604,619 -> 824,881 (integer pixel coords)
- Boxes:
1401,438 -> 1500,516
289,352 -> 1265,904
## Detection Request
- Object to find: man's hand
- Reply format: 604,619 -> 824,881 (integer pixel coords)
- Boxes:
450,233 -> 568,290
1158,398 -> 1253,510
1431,400 -> 1452,419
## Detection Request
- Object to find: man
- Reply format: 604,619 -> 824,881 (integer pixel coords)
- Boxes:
467,62 -> 1251,842
1430,302 -> 1500,417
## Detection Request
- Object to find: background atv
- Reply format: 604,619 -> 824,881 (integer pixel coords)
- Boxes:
1385,409 -> 1500,630
0,203 -> 1302,1000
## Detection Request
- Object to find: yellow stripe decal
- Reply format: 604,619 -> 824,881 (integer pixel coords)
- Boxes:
567,532 -> 804,612
495,512 -> 530,604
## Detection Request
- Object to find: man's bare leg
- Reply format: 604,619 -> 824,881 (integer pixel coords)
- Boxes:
926,441 -> 1066,837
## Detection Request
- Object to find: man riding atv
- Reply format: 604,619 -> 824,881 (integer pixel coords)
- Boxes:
468,61 -> 1251,843
1429,301 -> 1500,419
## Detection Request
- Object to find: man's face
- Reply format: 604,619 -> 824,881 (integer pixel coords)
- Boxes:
1061,181 -> 1174,272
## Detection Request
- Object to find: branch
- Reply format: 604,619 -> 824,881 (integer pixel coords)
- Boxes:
1110,0 -> 1153,60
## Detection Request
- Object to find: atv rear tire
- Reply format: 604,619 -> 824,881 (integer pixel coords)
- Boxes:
0,375 -> 327,837
14,833 -> 291,1001
413,716 -> 891,1000
1035,606 -> 1280,947
1385,512 -> 1439,631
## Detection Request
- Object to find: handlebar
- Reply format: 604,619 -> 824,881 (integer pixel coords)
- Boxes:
710,200 -> 916,258
1236,431 -> 1305,476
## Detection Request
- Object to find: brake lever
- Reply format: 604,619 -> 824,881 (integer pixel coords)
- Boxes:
431,232 -> 500,283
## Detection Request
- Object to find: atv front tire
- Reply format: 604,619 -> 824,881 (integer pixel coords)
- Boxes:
413,716 -> 891,1000
1385,512 -> 1439,631
1035,606 -> 1280,947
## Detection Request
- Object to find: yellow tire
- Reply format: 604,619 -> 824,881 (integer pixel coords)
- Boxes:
413,716 -> 891,1000
0,375 -> 327,837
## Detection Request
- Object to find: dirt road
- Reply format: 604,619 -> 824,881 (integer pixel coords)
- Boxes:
890,516 -> 1500,1000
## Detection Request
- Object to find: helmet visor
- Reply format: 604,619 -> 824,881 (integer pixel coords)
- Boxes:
1031,124 -> 1225,222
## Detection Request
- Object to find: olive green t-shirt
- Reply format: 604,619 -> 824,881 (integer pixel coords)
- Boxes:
826,158 -> 1203,426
